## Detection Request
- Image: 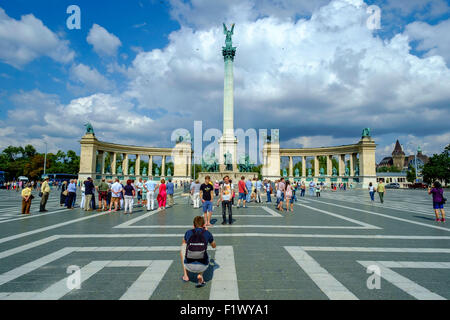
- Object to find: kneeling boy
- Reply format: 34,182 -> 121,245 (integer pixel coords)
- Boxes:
180,216 -> 216,286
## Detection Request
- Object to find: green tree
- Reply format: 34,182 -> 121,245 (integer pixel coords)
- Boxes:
422,145 -> 450,185
23,145 -> 37,158
406,166 -> 416,183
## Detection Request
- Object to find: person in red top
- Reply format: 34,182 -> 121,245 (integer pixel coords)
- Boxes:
237,176 -> 248,208
157,179 -> 167,210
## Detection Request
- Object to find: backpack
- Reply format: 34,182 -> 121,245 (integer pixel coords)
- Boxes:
185,229 -> 208,263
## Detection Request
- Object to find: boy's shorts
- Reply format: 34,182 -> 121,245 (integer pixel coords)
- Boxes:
181,244 -> 209,273
239,192 -> 246,200
433,202 -> 444,209
202,200 -> 212,213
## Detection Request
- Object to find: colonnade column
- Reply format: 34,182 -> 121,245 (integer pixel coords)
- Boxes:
123,154 -> 129,176
339,154 -> 345,176
136,154 -> 141,176
314,156 -> 319,177
350,153 -> 355,176
101,151 -> 106,174
112,152 -> 117,175
162,156 -> 166,177
148,155 -> 153,176
327,155 -> 332,176
188,154 -> 192,178
301,156 -> 306,177
289,156 -> 293,177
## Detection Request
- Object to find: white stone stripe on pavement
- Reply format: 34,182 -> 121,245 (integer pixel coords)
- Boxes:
212,214 -> 282,218
34,260 -> 111,300
120,260 -> 173,300
0,247 -> 76,286
210,246 -> 239,300
2,233 -> 450,264
0,208 -> 73,225
114,224 -> 372,230
261,206 -> 283,217
0,211 -> 110,244
307,198 -> 450,232
358,261 -> 446,300
285,246 -> 358,300
302,247 -> 450,253
295,203 -> 381,229
376,261 -> 450,268
113,208 -> 161,228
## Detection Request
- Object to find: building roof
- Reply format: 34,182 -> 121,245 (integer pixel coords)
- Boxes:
392,140 -> 405,156
376,172 -> 407,177
378,157 -> 393,166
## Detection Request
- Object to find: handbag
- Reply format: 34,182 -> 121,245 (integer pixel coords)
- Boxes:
63,190 -> 69,196
441,197 -> 447,205
39,192 -> 43,197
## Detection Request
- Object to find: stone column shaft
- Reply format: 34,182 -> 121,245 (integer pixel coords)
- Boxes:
188,155 -> 192,178
350,153 -> 355,176
314,156 -> 319,177
112,152 -> 117,175
101,151 -> 106,174
148,155 -> 153,176
339,154 -> 345,176
123,154 -> 129,176
223,57 -> 234,139
301,156 -> 306,177
288,156 -> 293,177
327,155 -> 332,176
136,154 -> 141,176
162,156 -> 166,177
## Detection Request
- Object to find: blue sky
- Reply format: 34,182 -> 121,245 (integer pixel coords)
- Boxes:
0,0 -> 449,163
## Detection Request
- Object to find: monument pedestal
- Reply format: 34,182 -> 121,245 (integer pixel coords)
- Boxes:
219,135 -> 238,172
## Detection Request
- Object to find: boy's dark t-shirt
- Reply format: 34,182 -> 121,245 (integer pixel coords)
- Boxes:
200,183 -> 213,201
184,228 -> 214,265
123,185 -> 134,196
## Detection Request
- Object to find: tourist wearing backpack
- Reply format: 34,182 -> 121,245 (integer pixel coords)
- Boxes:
180,216 -> 217,287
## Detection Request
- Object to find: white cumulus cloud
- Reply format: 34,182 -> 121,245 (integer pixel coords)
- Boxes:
87,24 -> 122,57
0,7 -> 74,68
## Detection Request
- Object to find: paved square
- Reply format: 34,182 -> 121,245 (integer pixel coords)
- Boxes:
0,188 -> 449,300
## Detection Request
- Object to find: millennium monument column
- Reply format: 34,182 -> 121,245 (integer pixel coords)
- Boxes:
219,23 -> 238,172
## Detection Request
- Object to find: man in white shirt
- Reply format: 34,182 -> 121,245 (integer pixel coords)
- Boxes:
136,178 -> 144,206
144,177 -> 158,211
191,180 -> 201,208
109,179 -> 123,212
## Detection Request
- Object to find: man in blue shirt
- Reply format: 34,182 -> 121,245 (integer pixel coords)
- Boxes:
181,216 -> 216,287
166,178 -> 175,207
144,177 -> 158,211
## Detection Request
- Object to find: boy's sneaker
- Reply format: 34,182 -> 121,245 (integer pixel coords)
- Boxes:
442,219 -> 446,222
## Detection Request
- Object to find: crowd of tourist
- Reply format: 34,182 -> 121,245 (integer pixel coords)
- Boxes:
2,173 -> 444,223
16,176 -> 178,215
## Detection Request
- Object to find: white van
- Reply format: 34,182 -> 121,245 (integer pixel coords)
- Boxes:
18,176 -> 29,182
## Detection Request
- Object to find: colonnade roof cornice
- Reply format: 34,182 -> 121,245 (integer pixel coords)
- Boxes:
94,140 -> 181,156
279,144 -> 361,156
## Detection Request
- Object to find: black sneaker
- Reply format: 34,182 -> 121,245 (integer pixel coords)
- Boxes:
229,221 -> 233,225
221,221 -> 227,225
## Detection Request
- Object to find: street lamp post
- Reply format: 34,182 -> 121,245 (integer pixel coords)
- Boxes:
43,142 -> 48,176
405,142 -> 418,182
